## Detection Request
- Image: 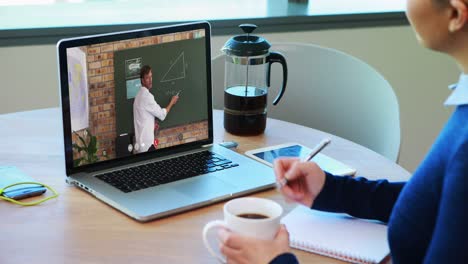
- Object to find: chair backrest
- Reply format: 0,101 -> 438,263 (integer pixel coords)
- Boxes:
212,42 -> 400,162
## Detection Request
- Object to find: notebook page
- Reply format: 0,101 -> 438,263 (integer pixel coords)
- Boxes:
281,205 -> 389,264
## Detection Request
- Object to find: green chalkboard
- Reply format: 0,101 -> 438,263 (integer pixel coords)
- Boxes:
114,38 -> 209,136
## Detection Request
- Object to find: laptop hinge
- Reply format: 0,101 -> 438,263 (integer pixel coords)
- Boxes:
202,143 -> 213,148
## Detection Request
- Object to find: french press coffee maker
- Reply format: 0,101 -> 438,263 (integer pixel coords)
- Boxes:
222,24 -> 287,135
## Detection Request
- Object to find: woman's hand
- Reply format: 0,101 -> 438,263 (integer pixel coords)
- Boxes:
218,225 -> 291,264
274,158 -> 326,207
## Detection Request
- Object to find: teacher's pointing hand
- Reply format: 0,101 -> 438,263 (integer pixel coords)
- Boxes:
165,95 -> 179,113
170,95 -> 179,105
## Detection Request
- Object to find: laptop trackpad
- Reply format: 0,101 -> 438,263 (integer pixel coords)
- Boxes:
173,175 -> 238,200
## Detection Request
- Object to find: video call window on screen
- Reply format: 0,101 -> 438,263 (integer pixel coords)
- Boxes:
67,29 -> 209,167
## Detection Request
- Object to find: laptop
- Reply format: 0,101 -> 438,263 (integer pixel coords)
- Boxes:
57,21 -> 275,222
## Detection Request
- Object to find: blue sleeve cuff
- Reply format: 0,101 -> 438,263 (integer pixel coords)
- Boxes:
312,171 -> 337,210
269,253 -> 299,264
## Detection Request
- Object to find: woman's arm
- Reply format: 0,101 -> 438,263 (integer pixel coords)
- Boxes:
422,144 -> 468,263
313,172 -> 405,222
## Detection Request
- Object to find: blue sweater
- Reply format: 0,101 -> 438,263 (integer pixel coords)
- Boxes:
271,105 -> 468,264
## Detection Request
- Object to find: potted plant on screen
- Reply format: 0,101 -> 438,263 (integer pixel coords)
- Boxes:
72,129 -> 99,166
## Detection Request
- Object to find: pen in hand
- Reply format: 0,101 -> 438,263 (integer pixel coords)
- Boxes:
276,138 -> 331,189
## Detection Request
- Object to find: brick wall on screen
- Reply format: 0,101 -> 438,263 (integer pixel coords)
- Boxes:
156,120 -> 209,149
72,31 -> 208,164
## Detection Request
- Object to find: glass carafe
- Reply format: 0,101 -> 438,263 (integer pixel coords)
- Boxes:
222,24 -> 287,135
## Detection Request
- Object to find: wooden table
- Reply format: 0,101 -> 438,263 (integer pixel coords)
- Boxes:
0,108 -> 410,264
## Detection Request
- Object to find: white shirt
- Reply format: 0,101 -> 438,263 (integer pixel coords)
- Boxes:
133,86 -> 167,153
444,73 -> 468,106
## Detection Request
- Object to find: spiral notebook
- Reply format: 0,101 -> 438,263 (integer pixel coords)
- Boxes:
281,205 -> 390,264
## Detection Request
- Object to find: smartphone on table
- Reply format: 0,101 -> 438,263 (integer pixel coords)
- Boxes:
245,143 -> 356,176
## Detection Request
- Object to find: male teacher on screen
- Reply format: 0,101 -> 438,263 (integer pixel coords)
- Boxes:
133,65 -> 179,153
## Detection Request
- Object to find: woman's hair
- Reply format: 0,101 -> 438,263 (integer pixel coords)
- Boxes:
433,0 -> 468,6
432,0 -> 448,6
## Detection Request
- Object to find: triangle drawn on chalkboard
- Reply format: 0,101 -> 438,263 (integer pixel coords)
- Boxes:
160,52 -> 186,83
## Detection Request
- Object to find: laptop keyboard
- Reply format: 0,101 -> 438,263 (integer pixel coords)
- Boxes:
95,151 -> 239,193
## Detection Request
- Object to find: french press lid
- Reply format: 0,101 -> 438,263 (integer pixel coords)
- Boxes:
222,24 -> 271,57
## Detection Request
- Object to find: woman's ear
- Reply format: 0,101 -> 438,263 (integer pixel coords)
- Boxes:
449,0 -> 468,32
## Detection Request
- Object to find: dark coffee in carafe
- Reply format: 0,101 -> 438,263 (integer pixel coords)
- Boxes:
224,86 -> 267,135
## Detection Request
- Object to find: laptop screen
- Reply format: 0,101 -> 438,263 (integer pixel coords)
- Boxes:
58,22 -> 213,173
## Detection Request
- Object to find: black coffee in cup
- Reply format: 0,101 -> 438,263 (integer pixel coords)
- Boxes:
237,213 -> 269,219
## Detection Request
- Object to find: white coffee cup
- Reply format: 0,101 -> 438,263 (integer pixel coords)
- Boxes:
202,197 -> 283,263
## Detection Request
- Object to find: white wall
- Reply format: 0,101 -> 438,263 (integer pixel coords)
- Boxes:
1,44 -> 60,113
0,25 -> 458,172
